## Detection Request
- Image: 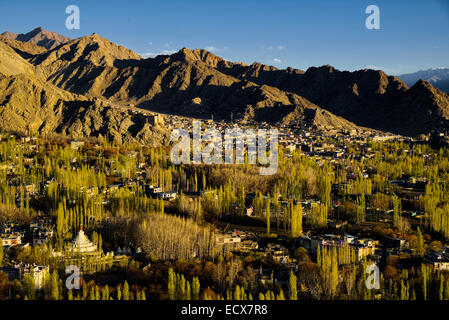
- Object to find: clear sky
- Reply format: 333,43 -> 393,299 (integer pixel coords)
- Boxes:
1,0 -> 448,75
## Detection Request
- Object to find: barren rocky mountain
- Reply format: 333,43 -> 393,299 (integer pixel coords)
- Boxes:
0,72 -> 168,145
201,53 -> 449,136
400,68 -> 449,94
0,41 -> 35,76
21,35 -> 360,132
209,58 -> 449,136
1,27 -> 71,50
0,71 -> 168,145
1,27 -> 449,139
0,38 -> 168,144
0,36 -> 47,60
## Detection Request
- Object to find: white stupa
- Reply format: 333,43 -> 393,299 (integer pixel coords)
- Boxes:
72,226 -> 97,253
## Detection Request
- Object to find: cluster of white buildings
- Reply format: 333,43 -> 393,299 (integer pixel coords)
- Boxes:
297,233 -> 378,262
0,263 -> 49,290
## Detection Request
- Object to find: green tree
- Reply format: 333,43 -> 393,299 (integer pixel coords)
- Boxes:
289,271 -> 297,300
239,186 -> 245,215
276,289 -> 285,300
0,237 -> 3,267
168,268 -> 176,300
417,227 -> 425,257
392,195 -> 401,228
22,274 -> 35,300
265,199 -> 271,235
102,285 -> 110,300
123,281 -> 130,300
186,281 -> 191,300
50,271 -> 59,300
290,202 -> 303,237
192,276 -> 200,300
117,285 -> 122,300
56,203 -> 65,239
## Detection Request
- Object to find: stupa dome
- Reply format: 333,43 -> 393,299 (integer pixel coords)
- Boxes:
71,226 -> 97,253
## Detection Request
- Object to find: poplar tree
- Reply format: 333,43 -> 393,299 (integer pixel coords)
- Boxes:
234,285 -> 241,300
117,286 -> 122,300
239,186 -> 245,215
192,276 -> 200,300
420,265 -> 428,300
23,274 -> 35,300
289,271 -> 298,300
123,281 -> 130,300
276,289 -> 285,300
392,195 -> 401,227
49,271 -> 59,300
186,281 -> 191,300
89,288 -> 95,300
417,227 -> 424,257
0,238 -> 3,267
445,278 -> 449,300
400,280 -> 407,300
265,199 -> 271,235
56,204 -> 64,239
168,268 -> 176,300
95,285 -> 101,300
290,202 -> 303,237
102,285 -> 110,300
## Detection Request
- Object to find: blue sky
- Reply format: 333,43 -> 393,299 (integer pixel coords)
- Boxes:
1,0 -> 448,75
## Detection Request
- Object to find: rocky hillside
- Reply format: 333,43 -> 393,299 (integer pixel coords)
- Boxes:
21,41 -> 364,132
206,53 -> 449,136
0,72 -> 168,145
1,27 -> 71,50
0,41 -> 35,76
400,68 -> 449,93
1,27 -> 449,138
0,36 -> 47,60
0,39 -> 168,145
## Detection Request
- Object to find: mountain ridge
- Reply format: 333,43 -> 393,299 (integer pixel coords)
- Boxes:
1,27 -> 449,139
0,72 -> 168,145
399,68 -> 449,93
1,26 -> 71,50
